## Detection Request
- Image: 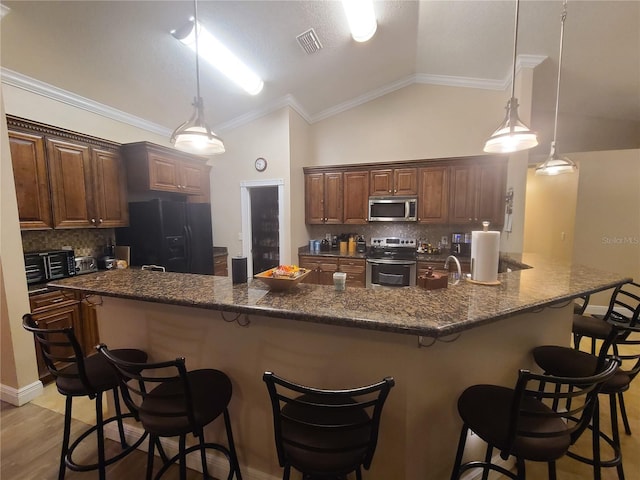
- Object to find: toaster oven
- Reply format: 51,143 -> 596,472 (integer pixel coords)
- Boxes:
24,250 -> 76,285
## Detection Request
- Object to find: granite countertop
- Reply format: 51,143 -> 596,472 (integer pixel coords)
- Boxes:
47,253 -> 631,339
299,247 -> 469,263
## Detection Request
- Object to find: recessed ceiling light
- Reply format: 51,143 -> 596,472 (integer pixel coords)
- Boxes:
172,19 -> 264,96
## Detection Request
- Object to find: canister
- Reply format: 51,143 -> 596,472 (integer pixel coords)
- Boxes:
339,241 -> 348,254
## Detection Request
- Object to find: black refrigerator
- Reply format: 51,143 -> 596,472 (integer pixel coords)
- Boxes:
116,199 -> 214,274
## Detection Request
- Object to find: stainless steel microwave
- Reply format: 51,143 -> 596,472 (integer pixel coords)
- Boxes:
368,196 -> 418,222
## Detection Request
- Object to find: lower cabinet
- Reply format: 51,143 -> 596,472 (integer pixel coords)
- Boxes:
299,255 -> 365,288
29,290 -> 98,383
214,255 -> 228,276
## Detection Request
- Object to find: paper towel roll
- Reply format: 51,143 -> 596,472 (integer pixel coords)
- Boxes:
471,231 -> 500,282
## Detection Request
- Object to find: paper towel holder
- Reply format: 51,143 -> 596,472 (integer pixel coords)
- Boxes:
482,221 -> 490,232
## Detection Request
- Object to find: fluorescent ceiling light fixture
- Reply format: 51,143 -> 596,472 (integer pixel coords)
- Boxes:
173,19 -> 263,96
342,0 -> 377,42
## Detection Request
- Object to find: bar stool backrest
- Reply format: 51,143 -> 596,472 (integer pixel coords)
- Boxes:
22,313 -> 96,395
607,321 -> 640,384
604,281 -> 640,327
263,372 -> 394,475
506,357 -> 619,456
97,344 -> 197,434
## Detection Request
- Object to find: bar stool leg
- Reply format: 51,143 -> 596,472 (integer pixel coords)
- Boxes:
515,457 -> 526,480
197,429 -> 209,479
179,434 -> 187,480
95,393 -> 106,480
481,445 -> 493,480
59,396 -> 73,480
146,434 -> 156,480
548,460 -> 557,480
617,392 -> 632,435
592,400 -> 602,480
450,425 -> 468,480
609,394 -> 625,480
111,388 -> 128,448
223,408 -> 243,480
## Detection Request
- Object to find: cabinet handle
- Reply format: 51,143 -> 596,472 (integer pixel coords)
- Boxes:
99,218 -> 103,224
51,298 -> 63,303
91,218 -> 96,224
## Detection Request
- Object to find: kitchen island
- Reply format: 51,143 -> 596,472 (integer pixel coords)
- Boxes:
48,255 -> 630,480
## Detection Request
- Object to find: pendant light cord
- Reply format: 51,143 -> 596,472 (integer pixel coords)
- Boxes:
193,0 -> 201,101
509,0 -> 520,100
552,0 -> 567,145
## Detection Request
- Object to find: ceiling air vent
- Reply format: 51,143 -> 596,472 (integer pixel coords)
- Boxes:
296,28 -> 323,55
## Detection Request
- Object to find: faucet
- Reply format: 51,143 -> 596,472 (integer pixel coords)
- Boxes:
444,255 -> 462,285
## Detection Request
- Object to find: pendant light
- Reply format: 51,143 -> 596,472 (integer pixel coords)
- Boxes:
484,0 -> 538,154
170,0 -> 225,155
535,0 -> 577,176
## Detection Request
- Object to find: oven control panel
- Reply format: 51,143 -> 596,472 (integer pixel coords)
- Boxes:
370,237 -> 416,248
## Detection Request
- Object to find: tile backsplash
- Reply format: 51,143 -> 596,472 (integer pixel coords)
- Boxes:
21,229 -> 115,258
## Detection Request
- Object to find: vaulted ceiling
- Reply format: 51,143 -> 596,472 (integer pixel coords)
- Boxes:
2,1 -> 639,154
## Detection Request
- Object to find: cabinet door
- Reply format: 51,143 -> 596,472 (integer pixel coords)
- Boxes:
214,255 -> 228,276
180,161 -> 208,195
339,258 -> 366,288
343,171 -> 369,224
8,130 -> 53,229
31,303 -> 81,381
148,152 -> 181,192
418,166 -> 449,224
46,138 -> 94,228
394,168 -> 418,195
475,162 -> 507,226
323,172 -> 343,224
298,255 -> 320,283
318,259 -> 339,285
305,173 -> 325,224
92,148 -> 129,228
448,165 -> 476,224
370,169 -> 393,195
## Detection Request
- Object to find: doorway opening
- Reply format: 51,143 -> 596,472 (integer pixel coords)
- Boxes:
240,179 -> 285,278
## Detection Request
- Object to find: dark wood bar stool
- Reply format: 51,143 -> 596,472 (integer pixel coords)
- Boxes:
22,313 -> 148,480
98,344 -> 242,480
534,321 -> 640,480
263,372 -> 394,480
449,357 -> 618,480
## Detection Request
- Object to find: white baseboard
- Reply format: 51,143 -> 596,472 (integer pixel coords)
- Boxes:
0,380 -> 43,406
104,422 -> 278,480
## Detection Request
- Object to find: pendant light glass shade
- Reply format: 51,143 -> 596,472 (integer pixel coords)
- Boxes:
171,0 -> 225,156
484,0 -> 538,154
535,0 -> 576,176
484,98 -> 539,153
171,96 -> 225,155
535,142 -> 577,176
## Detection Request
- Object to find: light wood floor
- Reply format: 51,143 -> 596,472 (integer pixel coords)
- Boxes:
2,358 -> 639,479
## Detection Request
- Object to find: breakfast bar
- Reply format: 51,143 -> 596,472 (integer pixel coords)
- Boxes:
48,255 -> 631,480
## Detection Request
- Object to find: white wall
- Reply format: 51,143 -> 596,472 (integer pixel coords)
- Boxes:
288,108 -> 312,259
572,149 -> 640,305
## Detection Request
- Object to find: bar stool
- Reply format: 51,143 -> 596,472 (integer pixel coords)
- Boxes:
97,344 -> 243,480
449,357 -> 618,480
22,313 -> 148,480
533,321 -> 640,480
263,371 -> 394,480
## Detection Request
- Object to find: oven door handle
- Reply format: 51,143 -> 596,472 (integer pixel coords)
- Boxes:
366,259 -> 416,265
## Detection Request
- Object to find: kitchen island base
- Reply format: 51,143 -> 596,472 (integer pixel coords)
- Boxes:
94,296 -> 572,480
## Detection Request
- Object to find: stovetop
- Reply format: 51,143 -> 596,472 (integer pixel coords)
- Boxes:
367,237 -> 417,261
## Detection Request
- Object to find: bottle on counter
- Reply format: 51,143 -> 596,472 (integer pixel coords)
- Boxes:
348,236 -> 356,254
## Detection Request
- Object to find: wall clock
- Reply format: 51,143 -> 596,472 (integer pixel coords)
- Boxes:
255,157 -> 267,172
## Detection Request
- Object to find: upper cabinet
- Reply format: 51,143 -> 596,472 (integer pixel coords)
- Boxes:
449,161 -> 507,226
304,157 -> 506,226
343,170 -> 369,224
7,116 -> 128,230
417,166 -> 449,224
8,130 -> 52,229
370,167 -> 417,196
122,142 -> 210,198
305,171 -> 343,224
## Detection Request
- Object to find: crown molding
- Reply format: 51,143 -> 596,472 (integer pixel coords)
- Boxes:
415,73 -> 506,91
1,68 -> 172,136
215,94 -> 311,132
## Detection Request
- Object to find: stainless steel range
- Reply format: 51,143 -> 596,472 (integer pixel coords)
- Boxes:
366,237 -> 417,288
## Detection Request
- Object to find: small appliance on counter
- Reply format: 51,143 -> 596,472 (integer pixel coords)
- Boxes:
23,250 -> 76,285
451,233 -> 471,256
75,256 -> 98,275
356,235 -> 367,253
98,257 -> 117,270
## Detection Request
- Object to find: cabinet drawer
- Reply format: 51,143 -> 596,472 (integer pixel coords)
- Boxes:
339,261 -> 365,274
30,290 -> 78,313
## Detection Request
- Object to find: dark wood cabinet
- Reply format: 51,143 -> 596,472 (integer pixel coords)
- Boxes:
343,170 -> 369,224
338,258 -> 366,288
123,142 -> 210,197
417,166 -> 449,224
7,116 -> 128,230
214,255 -> 228,276
305,172 -> 343,224
449,162 -> 506,226
29,290 -> 81,382
8,130 -> 52,229
370,167 -> 417,196
299,255 -> 339,285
